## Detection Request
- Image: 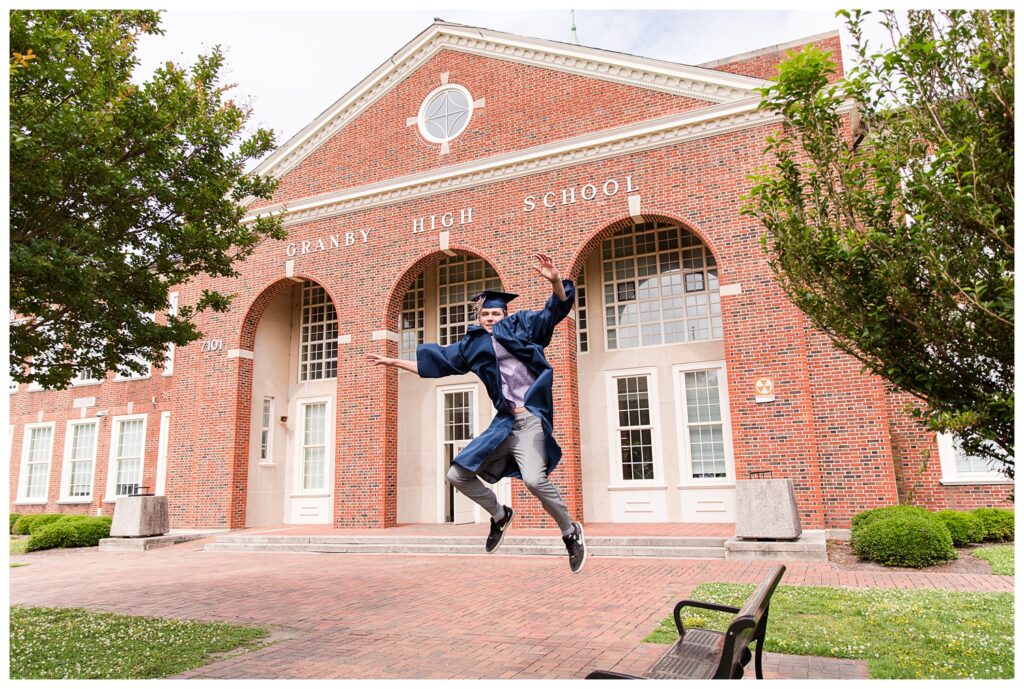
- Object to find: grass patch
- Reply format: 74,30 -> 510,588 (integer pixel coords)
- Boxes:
10,537 -> 30,555
973,545 -> 1014,575
644,584 -> 1013,679
10,606 -> 270,679
11,562 -> 29,568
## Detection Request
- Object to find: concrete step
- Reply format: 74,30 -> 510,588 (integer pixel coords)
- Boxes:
204,534 -> 728,559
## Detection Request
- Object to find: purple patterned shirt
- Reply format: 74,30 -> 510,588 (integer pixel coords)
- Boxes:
492,336 -> 536,412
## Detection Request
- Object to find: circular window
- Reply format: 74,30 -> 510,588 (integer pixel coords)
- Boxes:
417,84 -> 473,144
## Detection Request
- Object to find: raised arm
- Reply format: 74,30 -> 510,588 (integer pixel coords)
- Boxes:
532,252 -> 567,301
366,354 -> 418,374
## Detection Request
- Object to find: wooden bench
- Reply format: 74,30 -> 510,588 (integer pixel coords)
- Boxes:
586,564 -> 786,680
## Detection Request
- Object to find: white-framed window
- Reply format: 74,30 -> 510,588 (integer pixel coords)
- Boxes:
398,273 -> 425,361
60,419 -> 98,501
106,414 -> 147,499
417,83 -> 474,144
115,313 -> 155,381
577,266 -> 589,353
260,397 -> 274,464
299,282 -> 338,381
437,254 -> 501,345
71,361 -> 104,386
18,423 -> 55,503
163,291 -> 178,376
673,362 -> 735,484
8,377 -> 17,394
296,398 -> 331,493
937,432 -> 1009,484
606,368 -> 663,485
602,221 -> 721,349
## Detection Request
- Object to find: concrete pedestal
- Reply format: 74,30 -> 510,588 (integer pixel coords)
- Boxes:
735,478 -> 802,540
110,496 -> 170,537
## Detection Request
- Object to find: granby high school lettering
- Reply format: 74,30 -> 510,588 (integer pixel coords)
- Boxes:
523,175 -> 638,212
285,229 -> 372,257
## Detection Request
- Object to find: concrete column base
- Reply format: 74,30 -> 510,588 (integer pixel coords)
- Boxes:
110,496 -> 170,537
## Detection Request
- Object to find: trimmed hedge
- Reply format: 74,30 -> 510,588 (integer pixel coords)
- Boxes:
851,505 -> 933,532
10,513 -> 21,534
69,516 -> 112,547
853,513 -> 956,567
13,514 -> 50,536
935,510 -> 987,546
971,508 -> 1015,542
27,514 -> 73,535
27,522 -> 78,551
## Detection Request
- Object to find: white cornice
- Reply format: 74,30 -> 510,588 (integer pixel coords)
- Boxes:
250,22 -> 770,187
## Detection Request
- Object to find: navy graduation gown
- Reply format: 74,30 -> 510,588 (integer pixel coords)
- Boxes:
416,279 -> 576,483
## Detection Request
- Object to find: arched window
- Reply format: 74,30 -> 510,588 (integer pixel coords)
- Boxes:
602,221 -> 722,349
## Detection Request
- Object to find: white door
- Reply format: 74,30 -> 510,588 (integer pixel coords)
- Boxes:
452,440 -> 476,524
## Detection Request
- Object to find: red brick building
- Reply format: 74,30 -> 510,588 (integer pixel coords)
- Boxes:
9,23 -> 1012,530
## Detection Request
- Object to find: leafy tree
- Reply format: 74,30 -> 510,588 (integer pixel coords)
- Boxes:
745,10 -> 1013,478
10,10 -> 285,389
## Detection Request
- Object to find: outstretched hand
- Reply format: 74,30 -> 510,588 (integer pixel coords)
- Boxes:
532,253 -> 561,283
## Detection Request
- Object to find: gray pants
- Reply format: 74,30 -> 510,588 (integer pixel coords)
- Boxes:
446,411 -> 573,534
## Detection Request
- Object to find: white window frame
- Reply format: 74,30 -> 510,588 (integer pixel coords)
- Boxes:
17,422 -> 56,504
936,432 -> 1010,485
104,413 -> 148,502
417,83 -> 474,144
298,282 -> 338,382
163,292 -> 178,376
114,313 -> 156,381
293,396 -> 333,496
156,411 -> 170,496
59,419 -> 99,503
673,361 -> 736,486
259,397 -> 275,466
605,367 -> 665,488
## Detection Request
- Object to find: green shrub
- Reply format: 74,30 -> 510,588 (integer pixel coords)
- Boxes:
10,513 -> 21,534
13,514 -> 49,536
69,516 -> 112,547
935,510 -> 987,546
853,513 -> 956,567
971,508 -> 1015,542
26,522 -> 78,551
27,514 -> 71,535
851,505 -> 933,531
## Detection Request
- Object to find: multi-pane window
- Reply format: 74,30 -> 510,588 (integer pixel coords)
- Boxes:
72,362 -> 104,385
603,221 -> 721,349
438,254 -> 501,346
615,376 -> 655,481
301,402 -> 327,491
577,266 -> 589,353
683,370 -> 727,479
113,418 -> 145,497
399,273 -> 425,361
300,282 -> 338,381
443,390 -> 473,443
260,397 -> 274,463
67,422 -> 97,498
23,426 -> 54,499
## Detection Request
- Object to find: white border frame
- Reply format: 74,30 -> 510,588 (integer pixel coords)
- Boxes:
605,367 -> 665,489
292,396 -> 334,497
16,422 -> 56,504
673,361 -> 736,487
417,83 -> 474,145
59,418 -> 99,503
104,413 -> 148,503
936,432 -> 1010,485
163,292 -> 178,376
156,411 -> 170,496
258,396 -> 276,467
435,383 -> 479,524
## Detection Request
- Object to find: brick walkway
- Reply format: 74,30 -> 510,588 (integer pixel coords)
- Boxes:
9,540 -> 1012,679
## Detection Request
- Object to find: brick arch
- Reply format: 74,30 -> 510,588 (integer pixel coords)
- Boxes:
566,212 -> 726,283
382,246 -> 510,331
238,274 -> 341,352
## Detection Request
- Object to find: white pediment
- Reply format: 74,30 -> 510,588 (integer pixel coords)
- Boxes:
252,21 -> 771,184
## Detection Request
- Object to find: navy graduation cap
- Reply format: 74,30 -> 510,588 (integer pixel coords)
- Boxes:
470,290 -> 518,309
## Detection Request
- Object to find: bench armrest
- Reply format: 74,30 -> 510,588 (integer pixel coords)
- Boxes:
585,670 -> 644,680
673,600 -> 742,636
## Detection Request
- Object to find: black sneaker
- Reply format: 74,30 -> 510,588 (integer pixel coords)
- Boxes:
562,522 -> 586,573
485,506 -> 515,553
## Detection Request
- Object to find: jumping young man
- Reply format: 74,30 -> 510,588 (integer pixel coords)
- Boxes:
367,253 -> 586,572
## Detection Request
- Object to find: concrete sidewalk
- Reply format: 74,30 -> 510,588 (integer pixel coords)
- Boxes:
9,540 -> 1012,679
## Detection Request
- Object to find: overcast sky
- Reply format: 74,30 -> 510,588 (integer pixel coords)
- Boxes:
132,6 -> 856,165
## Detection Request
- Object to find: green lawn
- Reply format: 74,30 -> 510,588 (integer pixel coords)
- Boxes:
10,606 -> 270,679
644,584 -> 1013,679
973,545 -> 1014,575
10,537 -> 30,555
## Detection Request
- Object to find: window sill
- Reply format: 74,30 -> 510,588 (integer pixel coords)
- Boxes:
289,492 -> 330,498
676,483 -> 736,490
940,478 -> 1013,486
14,499 -> 48,505
113,376 -> 152,382
57,499 -> 93,504
258,462 -> 276,468
71,381 -> 103,387
607,484 -> 668,491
